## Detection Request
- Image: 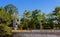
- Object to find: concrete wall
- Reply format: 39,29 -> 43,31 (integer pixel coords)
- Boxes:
13,30 -> 60,37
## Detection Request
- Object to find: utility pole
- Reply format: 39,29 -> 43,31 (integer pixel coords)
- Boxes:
40,19 -> 42,29
13,13 -> 24,30
13,13 -> 17,30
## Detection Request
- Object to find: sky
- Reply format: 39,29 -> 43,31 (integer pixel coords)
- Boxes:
0,0 -> 60,15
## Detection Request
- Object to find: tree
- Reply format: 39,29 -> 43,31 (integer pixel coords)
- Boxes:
4,4 -> 18,14
45,13 -> 54,29
0,7 -> 11,25
18,9 -> 46,30
0,24 -> 12,37
31,9 -> 42,29
40,13 -> 46,29
4,4 -> 19,30
18,11 -> 31,30
53,7 -> 60,29
0,7 -> 12,37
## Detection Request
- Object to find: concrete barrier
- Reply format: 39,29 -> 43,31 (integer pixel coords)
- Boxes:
13,30 -> 60,37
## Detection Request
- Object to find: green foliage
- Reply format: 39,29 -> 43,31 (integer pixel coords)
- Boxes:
0,7 -> 12,25
4,4 -> 18,14
0,24 -> 12,36
18,7 -> 60,30
18,9 -> 46,30
0,4 -> 18,37
4,4 -> 19,27
1,4 -> 60,35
